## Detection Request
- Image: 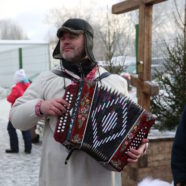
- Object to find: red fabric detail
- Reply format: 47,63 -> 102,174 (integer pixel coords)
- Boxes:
110,111 -> 155,171
71,66 -> 98,85
7,82 -> 30,106
54,83 -> 79,144
70,82 -> 96,145
84,66 -> 98,81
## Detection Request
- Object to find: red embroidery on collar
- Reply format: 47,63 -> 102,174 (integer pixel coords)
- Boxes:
85,66 -> 98,81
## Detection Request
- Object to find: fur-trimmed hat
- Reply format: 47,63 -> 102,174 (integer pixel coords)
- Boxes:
53,18 -> 96,63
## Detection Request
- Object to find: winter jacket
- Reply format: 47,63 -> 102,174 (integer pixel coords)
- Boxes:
7,82 -> 30,106
10,66 -> 128,186
171,106 -> 186,185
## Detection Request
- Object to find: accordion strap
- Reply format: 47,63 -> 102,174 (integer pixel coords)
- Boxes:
52,69 -> 78,81
95,72 -> 110,81
52,69 -> 110,81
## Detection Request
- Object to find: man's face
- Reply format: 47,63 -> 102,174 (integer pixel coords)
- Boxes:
60,32 -> 85,63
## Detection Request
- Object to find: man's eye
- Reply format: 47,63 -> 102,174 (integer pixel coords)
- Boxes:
69,35 -> 78,39
60,34 -> 79,41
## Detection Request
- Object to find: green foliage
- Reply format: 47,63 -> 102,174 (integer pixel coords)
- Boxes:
151,36 -> 186,130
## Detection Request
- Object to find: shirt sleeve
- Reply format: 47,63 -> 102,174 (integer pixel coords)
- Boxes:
10,73 -> 45,130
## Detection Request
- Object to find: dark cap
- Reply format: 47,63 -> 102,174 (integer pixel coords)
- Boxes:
53,18 -> 96,63
57,18 -> 93,38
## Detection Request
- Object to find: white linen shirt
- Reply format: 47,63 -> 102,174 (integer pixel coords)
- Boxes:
10,66 -> 128,186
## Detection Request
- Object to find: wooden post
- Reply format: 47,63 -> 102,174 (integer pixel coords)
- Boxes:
112,0 -> 167,111
135,24 -> 139,74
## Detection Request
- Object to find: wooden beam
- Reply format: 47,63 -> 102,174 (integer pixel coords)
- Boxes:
142,5 -> 152,80
112,0 -> 140,14
131,75 -> 159,96
136,4 -> 153,109
143,81 -> 159,96
111,0 -> 167,111
112,0 -> 167,14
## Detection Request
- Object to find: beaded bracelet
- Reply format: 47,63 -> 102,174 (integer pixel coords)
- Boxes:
35,100 -> 43,117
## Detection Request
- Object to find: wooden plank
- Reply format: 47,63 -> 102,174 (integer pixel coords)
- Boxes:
143,5 -> 152,81
112,0 -> 167,14
140,6 -> 153,110
112,0 -> 163,111
143,81 -> 159,96
131,76 -> 159,96
112,0 -> 140,14
131,75 -> 140,87
138,4 -> 145,79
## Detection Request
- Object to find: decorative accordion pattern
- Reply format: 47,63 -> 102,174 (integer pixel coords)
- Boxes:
54,80 -> 155,171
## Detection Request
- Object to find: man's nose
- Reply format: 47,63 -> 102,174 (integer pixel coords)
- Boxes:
62,37 -> 70,44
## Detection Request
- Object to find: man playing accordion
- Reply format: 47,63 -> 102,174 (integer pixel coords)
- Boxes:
10,18 -> 149,186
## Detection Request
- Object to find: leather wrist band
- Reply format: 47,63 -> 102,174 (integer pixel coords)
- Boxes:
35,100 -> 43,117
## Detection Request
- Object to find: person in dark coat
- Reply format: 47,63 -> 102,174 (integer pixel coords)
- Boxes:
171,105 -> 186,186
6,69 -> 32,154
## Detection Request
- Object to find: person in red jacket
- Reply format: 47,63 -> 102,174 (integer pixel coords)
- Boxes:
6,69 -> 32,154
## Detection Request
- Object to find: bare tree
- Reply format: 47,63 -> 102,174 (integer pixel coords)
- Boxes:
45,3 -> 93,43
46,4 -> 135,72
45,3 -> 92,28
153,0 -> 184,41
93,7 -> 135,73
171,0 -> 185,70
0,19 -> 28,40
172,0 -> 184,31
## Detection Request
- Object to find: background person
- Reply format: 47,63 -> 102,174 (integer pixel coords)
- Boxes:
6,69 -> 32,154
171,106 -> 186,186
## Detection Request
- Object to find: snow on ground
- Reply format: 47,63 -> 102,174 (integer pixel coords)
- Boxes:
0,98 -> 41,186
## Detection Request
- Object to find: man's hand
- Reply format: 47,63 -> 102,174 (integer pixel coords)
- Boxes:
127,138 -> 149,163
40,98 -> 70,116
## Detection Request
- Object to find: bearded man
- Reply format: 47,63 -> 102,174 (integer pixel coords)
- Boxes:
10,18 -> 148,186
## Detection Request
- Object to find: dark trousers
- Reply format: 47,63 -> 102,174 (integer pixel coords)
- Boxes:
7,121 -> 32,152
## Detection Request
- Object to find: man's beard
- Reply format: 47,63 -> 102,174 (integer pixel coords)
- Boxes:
62,48 -> 86,64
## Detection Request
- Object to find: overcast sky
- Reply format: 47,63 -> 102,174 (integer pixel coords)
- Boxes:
0,0 -> 183,41
0,0 -> 121,41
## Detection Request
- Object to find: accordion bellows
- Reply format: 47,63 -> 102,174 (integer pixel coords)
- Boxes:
54,80 -> 155,171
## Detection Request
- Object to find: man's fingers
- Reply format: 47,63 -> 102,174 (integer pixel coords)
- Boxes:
49,98 -> 71,115
142,138 -> 149,144
127,158 -> 138,163
56,98 -> 70,108
53,102 -> 67,113
127,148 -> 140,159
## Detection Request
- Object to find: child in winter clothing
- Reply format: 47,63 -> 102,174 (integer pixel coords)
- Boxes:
6,69 -> 32,154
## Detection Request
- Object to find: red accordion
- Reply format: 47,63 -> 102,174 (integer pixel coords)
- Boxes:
54,80 -> 155,171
